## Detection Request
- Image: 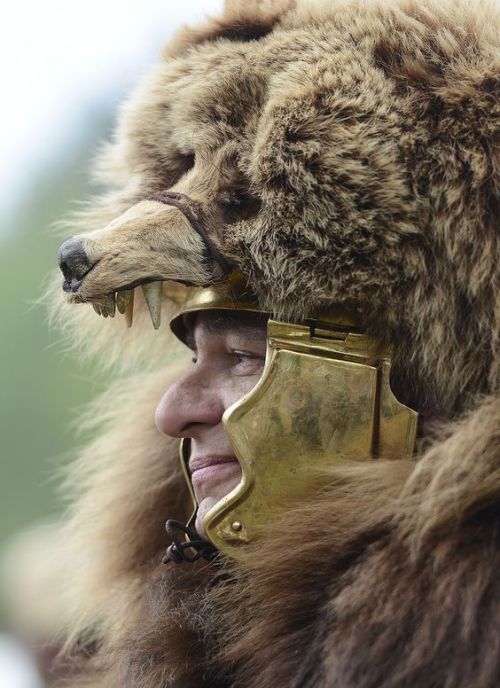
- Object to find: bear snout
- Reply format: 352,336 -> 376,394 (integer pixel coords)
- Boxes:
58,238 -> 95,293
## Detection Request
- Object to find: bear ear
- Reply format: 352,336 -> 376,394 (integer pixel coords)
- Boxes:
165,0 -> 294,58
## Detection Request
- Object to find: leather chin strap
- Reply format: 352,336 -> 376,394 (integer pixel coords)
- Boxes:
163,519 -> 218,564
148,191 -> 233,278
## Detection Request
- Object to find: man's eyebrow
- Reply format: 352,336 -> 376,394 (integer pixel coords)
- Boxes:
183,311 -> 268,351
204,317 -> 267,339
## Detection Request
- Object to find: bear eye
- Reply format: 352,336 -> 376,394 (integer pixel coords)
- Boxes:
218,190 -> 262,224
180,152 -> 195,173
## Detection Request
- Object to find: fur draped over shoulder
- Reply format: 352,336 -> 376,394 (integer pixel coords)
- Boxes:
52,0 -> 500,686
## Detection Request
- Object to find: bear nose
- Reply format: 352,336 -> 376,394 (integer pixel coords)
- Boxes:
58,238 -> 93,292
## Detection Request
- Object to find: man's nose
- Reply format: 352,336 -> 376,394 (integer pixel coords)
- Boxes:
155,371 -> 223,438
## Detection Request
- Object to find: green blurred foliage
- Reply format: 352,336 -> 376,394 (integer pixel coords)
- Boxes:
0,124 -> 112,557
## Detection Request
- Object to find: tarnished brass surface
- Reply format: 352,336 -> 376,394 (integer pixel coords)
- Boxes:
202,320 -> 417,556
168,272 -> 360,344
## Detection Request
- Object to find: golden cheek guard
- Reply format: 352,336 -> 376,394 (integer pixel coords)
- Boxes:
167,275 -> 418,560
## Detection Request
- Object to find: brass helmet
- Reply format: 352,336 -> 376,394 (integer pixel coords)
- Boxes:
165,273 -> 418,561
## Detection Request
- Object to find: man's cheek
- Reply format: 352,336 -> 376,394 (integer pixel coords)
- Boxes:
228,368 -> 265,403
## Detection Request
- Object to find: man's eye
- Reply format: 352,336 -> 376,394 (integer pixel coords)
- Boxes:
232,351 -> 250,364
231,351 -> 264,366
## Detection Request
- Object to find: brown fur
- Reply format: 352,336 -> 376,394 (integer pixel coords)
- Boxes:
53,0 -> 500,686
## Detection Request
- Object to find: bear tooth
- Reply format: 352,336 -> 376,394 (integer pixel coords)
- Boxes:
142,282 -> 162,329
116,290 -> 132,315
125,289 -> 135,328
93,303 -> 102,316
103,294 -> 116,318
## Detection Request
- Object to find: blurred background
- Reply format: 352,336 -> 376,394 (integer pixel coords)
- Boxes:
0,1 -> 223,685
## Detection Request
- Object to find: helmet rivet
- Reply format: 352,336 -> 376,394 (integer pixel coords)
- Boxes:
231,521 -> 243,532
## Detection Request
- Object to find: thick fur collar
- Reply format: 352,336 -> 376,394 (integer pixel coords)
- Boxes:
58,396 -> 500,687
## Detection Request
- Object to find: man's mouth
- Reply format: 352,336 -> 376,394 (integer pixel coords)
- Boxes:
189,455 -> 239,473
189,456 -> 240,486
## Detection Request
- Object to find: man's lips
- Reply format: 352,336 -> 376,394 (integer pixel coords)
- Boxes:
189,455 -> 239,473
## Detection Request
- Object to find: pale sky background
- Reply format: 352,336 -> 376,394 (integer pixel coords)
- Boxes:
1,0 -> 224,233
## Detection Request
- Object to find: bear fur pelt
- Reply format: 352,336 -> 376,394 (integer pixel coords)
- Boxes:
52,0 -> 500,686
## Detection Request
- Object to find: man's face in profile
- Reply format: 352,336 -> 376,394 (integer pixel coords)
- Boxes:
155,311 -> 268,537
